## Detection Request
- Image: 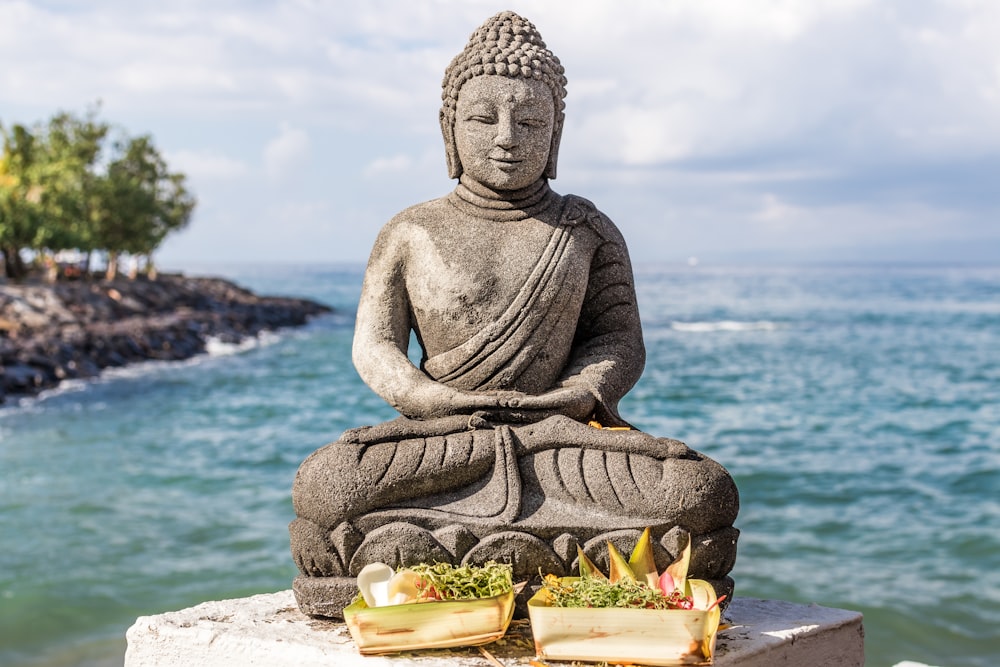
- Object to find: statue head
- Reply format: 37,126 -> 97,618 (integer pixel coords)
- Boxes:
441,11 -> 567,182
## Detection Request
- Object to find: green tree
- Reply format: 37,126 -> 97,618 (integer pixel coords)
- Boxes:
95,135 -> 195,279
0,123 -> 43,279
39,109 -> 110,266
0,109 -> 109,279
0,108 -> 194,281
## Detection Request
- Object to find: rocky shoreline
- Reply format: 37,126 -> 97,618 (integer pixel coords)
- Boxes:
0,274 -> 332,402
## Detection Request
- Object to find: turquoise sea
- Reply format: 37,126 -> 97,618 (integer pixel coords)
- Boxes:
1,263 -> 998,667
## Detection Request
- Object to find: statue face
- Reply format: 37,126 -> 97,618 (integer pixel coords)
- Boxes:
454,75 -> 555,191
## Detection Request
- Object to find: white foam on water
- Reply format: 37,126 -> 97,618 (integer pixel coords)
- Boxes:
2,379 -> 95,415
34,377 -> 90,399
670,320 -> 778,332
204,330 -> 281,356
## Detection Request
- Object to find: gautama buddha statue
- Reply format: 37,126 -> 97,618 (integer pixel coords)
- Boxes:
291,11 -> 739,616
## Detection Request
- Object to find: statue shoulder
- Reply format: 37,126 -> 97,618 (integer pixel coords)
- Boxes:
561,194 -> 627,245
372,197 -> 453,252
384,196 -> 452,231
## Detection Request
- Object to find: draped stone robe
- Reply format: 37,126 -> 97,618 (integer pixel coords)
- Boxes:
425,179 -> 642,418
290,180 -> 739,589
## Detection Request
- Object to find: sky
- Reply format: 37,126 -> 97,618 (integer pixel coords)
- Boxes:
2,0 -> 999,267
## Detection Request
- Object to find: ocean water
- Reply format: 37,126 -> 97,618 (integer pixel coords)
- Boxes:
1,263 -> 998,667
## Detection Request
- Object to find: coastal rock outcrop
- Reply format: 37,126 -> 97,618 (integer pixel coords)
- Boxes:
0,274 -> 331,401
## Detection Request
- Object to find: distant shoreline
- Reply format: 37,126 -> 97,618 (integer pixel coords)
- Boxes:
0,274 -> 332,402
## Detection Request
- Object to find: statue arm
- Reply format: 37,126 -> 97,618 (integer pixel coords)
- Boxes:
554,213 -> 645,423
503,211 -> 645,425
352,220 -> 517,420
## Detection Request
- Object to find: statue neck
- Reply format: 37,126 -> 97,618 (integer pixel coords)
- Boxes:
448,175 -> 558,221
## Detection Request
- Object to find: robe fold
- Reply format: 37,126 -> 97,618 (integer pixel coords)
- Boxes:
422,203 -> 578,391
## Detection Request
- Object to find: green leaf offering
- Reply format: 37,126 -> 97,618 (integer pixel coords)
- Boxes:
542,573 -> 697,610
406,561 -> 513,601
542,528 -> 719,612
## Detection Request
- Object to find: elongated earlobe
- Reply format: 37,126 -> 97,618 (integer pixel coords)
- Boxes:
546,123 -> 561,180
440,111 -> 462,179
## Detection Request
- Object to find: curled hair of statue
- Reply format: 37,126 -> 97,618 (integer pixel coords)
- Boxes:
440,11 -> 568,180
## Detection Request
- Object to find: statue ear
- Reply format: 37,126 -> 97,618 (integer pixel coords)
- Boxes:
440,110 -> 462,179
545,120 -> 562,180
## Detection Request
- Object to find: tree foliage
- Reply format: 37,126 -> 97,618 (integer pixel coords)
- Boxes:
0,108 -> 194,280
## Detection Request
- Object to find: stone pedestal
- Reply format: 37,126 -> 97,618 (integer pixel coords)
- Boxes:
125,590 -> 863,666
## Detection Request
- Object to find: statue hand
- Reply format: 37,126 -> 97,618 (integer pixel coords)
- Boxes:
506,386 -> 597,422
394,386 -> 594,423
341,414 -> 483,445
445,389 -> 528,414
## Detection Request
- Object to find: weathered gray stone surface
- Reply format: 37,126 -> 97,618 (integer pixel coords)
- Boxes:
124,591 -> 865,667
290,10 -> 740,613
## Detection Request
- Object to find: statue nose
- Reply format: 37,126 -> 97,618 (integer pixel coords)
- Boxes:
495,116 -> 516,149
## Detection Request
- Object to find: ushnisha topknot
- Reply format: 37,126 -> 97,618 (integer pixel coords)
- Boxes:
440,11 -> 568,180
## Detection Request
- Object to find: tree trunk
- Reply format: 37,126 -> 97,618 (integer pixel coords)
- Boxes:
144,254 -> 158,280
42,253 -> 58,283
106,250 -> 118,281
2,245 -> 27,280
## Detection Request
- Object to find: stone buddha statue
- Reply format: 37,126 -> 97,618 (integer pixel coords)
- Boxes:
290,11 -> 739,617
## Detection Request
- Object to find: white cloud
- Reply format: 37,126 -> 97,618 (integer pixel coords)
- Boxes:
6,0 -> 998,161
263,122 -> 310,182
265,200 -> 332,231
363,154 -> 413,178
753,193 -> 805,226
3,0 -> 999,263
166,149 -> 249,182
555,0 -> 1000,168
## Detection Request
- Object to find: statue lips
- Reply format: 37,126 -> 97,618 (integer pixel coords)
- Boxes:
490,156 -> 522,172
486,152 -> 524,172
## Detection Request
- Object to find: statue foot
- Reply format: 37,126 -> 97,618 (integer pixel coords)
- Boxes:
289,518 -> 347,577
292,575 -> 357,619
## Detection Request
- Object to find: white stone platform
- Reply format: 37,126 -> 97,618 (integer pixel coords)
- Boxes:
124,590 -> 863,666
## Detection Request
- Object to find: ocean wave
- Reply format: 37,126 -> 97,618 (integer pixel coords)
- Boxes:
0,379 -> 95,415
670,320 -> 779,332
2,331 -> 286,414
204,330 -> 280,356
34,378 -> 90,399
